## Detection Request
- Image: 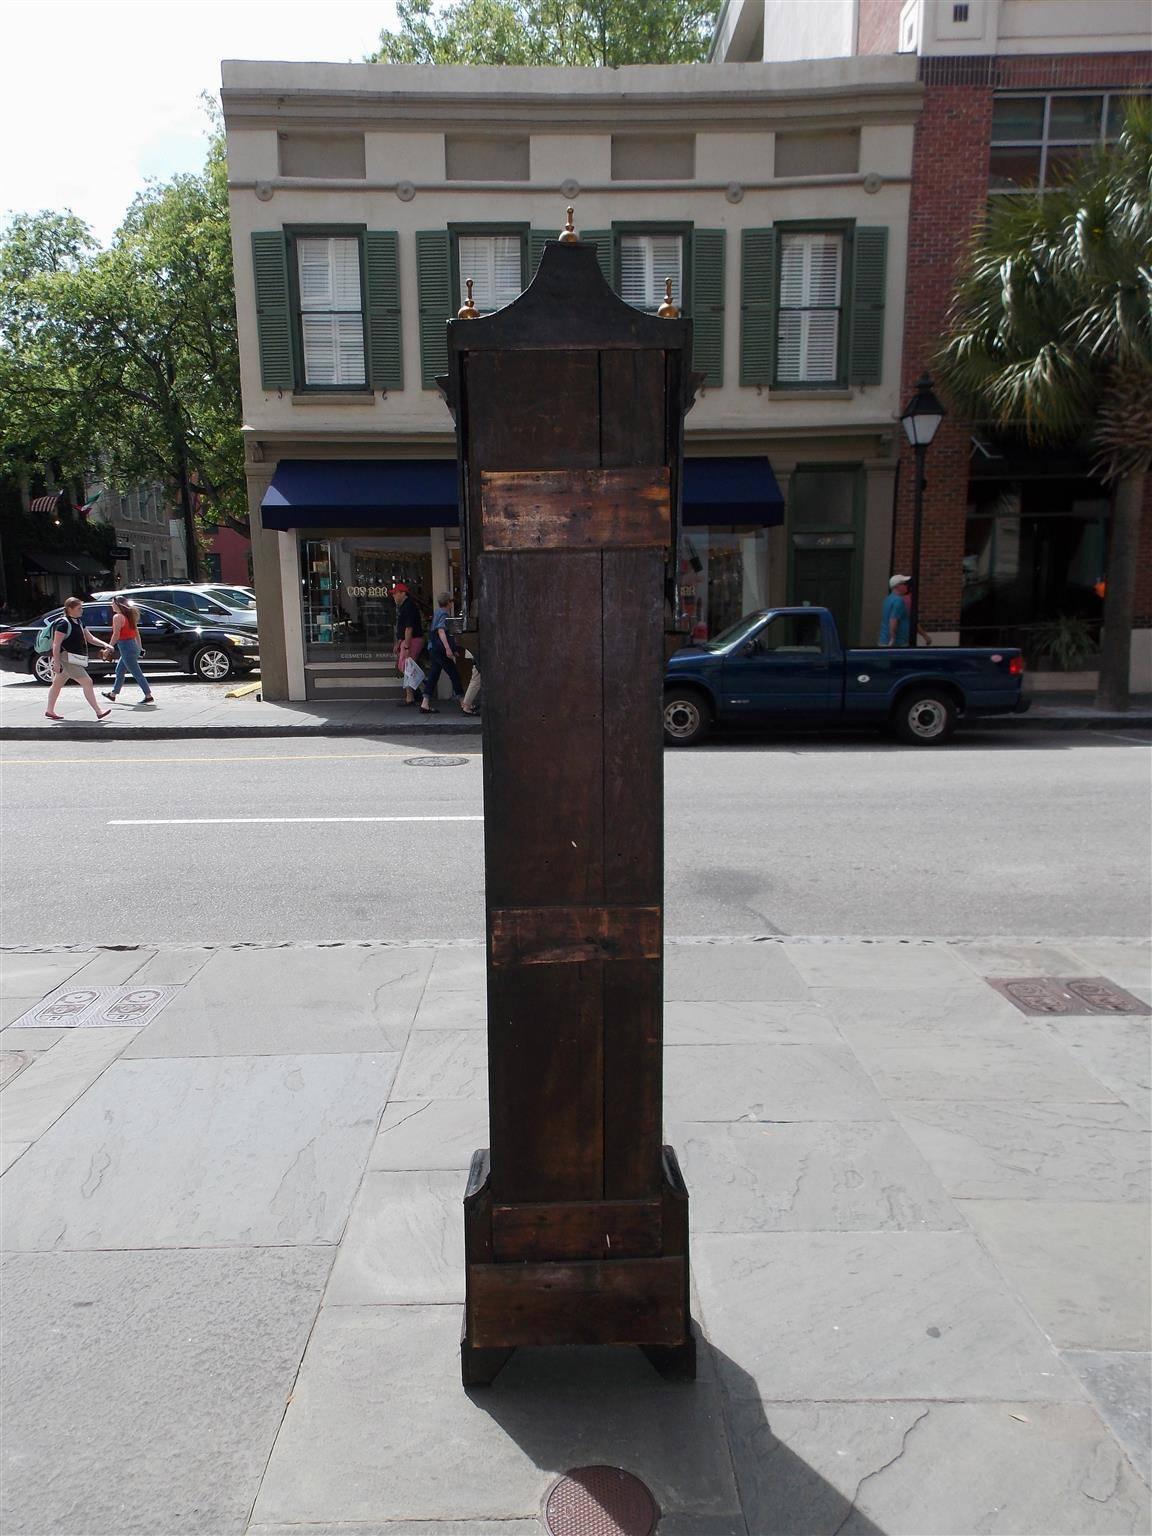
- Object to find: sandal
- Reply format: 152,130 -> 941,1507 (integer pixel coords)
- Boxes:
102,691 -> 118,702
142,696 -> 156,705
420,704 -> 439,714
96,709 -> 112,720
44,711 -> 64,721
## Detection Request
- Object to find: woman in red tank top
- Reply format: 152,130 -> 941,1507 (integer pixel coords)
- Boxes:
102,594 -> 155,705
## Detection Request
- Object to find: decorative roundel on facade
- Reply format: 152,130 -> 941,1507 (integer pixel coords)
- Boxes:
255,181 -> 274,202
725,182 -> 744,204
863,172 -> 884,194
396,180 -> 416,202
561,178 -> 581,199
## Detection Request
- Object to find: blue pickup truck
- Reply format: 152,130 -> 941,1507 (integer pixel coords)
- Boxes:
663,607 -> 1027,746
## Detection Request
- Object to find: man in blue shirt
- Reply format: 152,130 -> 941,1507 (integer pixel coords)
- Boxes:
879,575 -> 912,647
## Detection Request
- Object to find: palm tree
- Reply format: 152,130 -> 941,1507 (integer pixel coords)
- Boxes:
940,99 -> 1152,711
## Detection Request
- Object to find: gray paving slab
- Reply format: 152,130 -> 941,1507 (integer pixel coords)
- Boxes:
250,1525 -> 540,1536
0,1026 -> 66,1051
251,1305 -> 741,1525
128,946 -> 215,985
961,1200 -> 1152,1350
810,982 -> 1023,1048
0,1051 -> 397,1250
122,945 -> 434,1058
391,1029 -> 488,1099
369,1099 -> 489,1171
0,1143 -> 29,1174
663,943 -> 810,1001
1067,942 -> 1152,994
724,1398 -> 1151,1536
893,1099 -> 1151,1200
325,1170 -> 464,1304
1062,1349 -> 1152,1484
0,1050 -> 33,1087
0,1246 -> 331,1536
0,949 -> 94,999
0,1026 -> 140,1143
64,947 -> 152,986
0,995 -> 38,1027
675,1120 -> 961,1233
851,1034 -> 1121,1102
664,1044 -> 891,1123
784,942 -> 976,989
1044,1016 -> 1151,1122
694,1231 -> 1075,1401
953,941 -> 1097,977
412,990 -> 486,1030
423,946 -> 487,993
664,1000 -> 840,1046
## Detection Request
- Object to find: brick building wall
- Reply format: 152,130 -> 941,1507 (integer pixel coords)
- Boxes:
856,0 -> 904,55
892,51 -> 1152,634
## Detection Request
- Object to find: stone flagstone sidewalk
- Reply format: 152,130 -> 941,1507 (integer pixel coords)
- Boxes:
1,935 -> 1149,1535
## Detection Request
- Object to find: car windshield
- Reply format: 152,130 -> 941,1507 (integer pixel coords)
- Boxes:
138,601 -> 197,627
206,587 -> 256,610
701,612 -> 771,652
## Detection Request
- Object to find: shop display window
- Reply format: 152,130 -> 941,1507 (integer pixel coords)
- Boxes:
678,526 -> 770,641
300,535 -> 433,660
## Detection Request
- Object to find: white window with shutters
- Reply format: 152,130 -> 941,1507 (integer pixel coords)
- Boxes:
296,236 -> 366,387
457,234 -> 523,313
776,232 -> 843,384
619,233 -> 682,311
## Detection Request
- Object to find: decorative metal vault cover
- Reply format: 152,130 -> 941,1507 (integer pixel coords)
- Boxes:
988,976 -> 1151,1017
8,984 -> 180,1030
403,755 -> 470,767
543,1466 -> 659,1536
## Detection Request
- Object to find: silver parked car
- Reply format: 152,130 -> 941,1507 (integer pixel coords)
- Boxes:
94,584 -> 259,631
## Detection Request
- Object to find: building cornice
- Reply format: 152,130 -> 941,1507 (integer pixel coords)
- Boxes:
229,172 -> 911,196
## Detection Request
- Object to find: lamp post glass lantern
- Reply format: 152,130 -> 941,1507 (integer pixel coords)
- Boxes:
900,373 -> 945,642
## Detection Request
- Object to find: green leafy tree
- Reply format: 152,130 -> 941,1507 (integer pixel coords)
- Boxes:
0,131 -> 244,583
939,100 -> 1152,711
369,0 -> 719,66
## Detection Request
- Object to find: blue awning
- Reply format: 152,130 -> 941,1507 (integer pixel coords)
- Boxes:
682,457 -> 784,526
261,460 -> 458,530
261,456 -> 783,531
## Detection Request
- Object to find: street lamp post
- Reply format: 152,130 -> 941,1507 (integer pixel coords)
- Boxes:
899,373 -> 946,644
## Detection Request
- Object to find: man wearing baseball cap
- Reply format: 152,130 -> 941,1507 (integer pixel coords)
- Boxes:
879,575 -> 913,647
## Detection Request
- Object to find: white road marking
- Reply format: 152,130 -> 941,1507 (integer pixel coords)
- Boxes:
108,815 -> 484,826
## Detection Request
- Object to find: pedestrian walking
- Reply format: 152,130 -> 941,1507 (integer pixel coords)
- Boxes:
461,649 -> 481,715
420,591 -> 467,715
392,582 -> 425,706
103,594 -> 156,706
878,575 -> 912,647
44,597 -> 113,722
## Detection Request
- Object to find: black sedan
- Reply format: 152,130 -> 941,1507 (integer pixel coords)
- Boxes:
0,600 -> 260,685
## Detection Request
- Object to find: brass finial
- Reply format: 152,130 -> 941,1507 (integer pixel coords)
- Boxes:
658,277 -> 680,319
457,279 -> 479,319
557,206 -> 579,243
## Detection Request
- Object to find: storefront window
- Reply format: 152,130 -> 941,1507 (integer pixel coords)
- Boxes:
961,479 -> 1108,648
678,526 -> 770,640
300,535 -> 433,660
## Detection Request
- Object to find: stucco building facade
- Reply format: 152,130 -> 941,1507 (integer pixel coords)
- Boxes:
222,59 -> 922,702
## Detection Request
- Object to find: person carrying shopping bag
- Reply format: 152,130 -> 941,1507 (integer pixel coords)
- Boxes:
44,597 -> 113,722
420,591 -> 468,715
103,594 -> 156,706
392,582 -> 425,706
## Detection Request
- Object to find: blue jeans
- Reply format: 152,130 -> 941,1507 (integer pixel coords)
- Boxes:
112,638 -> 151,698
423,647 -> 463,699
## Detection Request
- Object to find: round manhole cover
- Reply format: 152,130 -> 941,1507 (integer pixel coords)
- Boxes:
403,755 -> 469,767
544,1466 -> 659,1536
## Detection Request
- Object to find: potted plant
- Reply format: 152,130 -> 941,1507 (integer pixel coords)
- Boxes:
1029,615 -> 1099,672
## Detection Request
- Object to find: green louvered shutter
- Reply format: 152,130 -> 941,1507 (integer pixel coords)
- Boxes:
690,229 -> 725,387
739,228 -> 777,387
529,230 -> 551,279
364,231 -> 403,391
848,226 -> 888,385
582,230 -> 614,288
416,230 -> 452,389
251,231 -> 294,390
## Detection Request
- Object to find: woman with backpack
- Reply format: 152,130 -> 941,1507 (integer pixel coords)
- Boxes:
43,597 -> 113,722
102,594 -> 155,706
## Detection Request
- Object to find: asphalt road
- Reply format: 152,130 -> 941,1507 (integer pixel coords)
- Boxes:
2,727 -> 1149,946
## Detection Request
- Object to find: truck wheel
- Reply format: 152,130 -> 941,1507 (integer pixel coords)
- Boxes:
893,689 -> 957,745
663,691 -> 711,746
